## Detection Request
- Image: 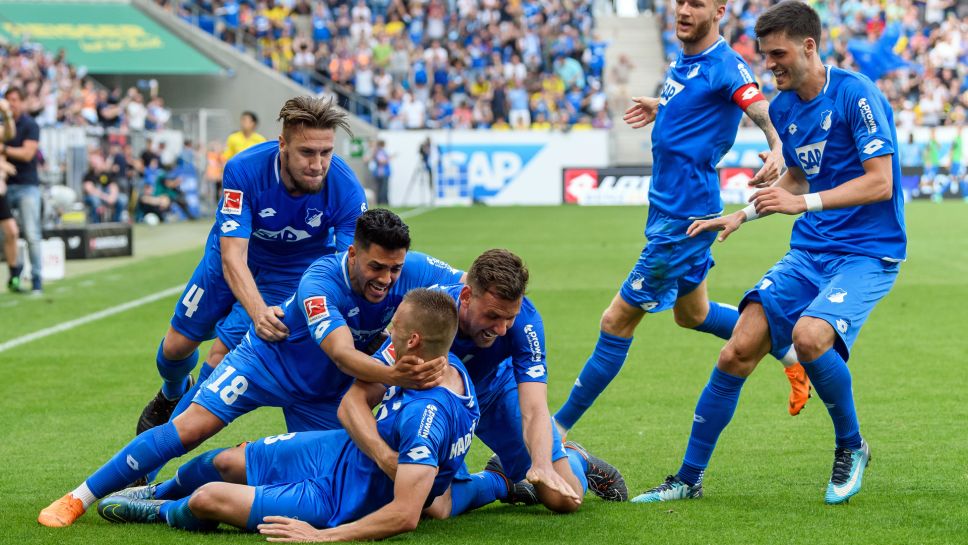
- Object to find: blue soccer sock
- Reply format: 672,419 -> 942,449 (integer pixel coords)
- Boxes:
692,301 -> 739,341
449,471 -> 508,516
161,496 -> 218,532
564,449 -> 589,495
801,349 -> 862,449
156,339 -> 199,400
85,422 -> 188,498
170,362 -> 215,422
677,367 -> 746,486
154,448 -> 226,500
555,331 -> 633,430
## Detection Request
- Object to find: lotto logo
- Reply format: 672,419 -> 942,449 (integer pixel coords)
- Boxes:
407,446 -> 431,461
222,189 -> 243,215
863,139 -> 885,155
221,220 -> 240,233
303,296 -> 329,324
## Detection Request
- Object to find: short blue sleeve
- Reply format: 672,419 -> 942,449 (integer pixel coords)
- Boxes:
840,79 -> 896,162
715,56 -> 758,102
216,161 -> 253,240
395,401 -> 448,468
508,301 -> 548,385
412,252 -> 465,287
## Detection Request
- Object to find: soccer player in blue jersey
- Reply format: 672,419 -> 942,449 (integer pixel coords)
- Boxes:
38,210 -> 465,527
346,250 -> 627,518
137,97 -> 367,434
553,0 -> 811,440
95,289 -> 480,541
632,0 -> 905,505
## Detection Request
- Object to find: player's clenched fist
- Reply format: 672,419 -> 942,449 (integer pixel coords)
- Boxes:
389,354 -> 446,390
750,186 -> 807,215
254,306 -> 289,342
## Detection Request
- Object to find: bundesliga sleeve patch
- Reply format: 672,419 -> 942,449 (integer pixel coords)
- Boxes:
221,189 -> 244,215
303,296 -> 330,324
381,343 -> 397,364
732,83 -> 765,110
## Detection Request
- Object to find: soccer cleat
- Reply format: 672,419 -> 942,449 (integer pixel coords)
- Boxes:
38,493 -> 86,527
136,375 -> 195,435
564,441 -> 628,502
7,276 -> 21,293
110,484 -> 158,501
485,454 -> 540,505
630,475 -> 703,503
824,440 -> 871,505
97,495 -> 165,524
784,363 -> 812,416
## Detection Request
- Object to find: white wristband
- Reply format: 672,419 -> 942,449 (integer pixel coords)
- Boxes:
803,192 -> 823,212
741,203 -> 759,222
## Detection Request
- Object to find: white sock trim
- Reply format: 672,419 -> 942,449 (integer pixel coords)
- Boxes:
71,482 -> 98,509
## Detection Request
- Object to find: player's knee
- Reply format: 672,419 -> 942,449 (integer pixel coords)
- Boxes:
599,303 -> 639,337
187,484 -> 220,518
173,410 -> 220,449
212,446 -> 247,484
163,329 -> 200,360
673,306 -> 705,329
791,320 -> 835,362
717,342 -> 756,377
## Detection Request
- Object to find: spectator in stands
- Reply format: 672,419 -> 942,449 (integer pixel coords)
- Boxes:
367,138 -> 391,204
0,97 -> 22,292
1,87 -> 42,295
82,152 -> 126,223
223,111 -> 266,161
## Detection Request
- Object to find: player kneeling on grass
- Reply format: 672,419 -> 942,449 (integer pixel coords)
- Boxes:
97,289 -> 480,541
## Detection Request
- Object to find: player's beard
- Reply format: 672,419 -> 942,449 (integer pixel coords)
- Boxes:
281,150 -> 326,194
677,15 -> 714,45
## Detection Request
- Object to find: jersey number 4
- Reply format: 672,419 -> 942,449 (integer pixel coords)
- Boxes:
182,284 -> 205,318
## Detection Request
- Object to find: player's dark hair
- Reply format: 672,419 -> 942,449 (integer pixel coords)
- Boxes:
277,96 -> 352,139
754,0 -> 821,44
400,288 -> 458,359
4,86 -> 23,100
467,249 -> 529,301
354,208 -> 411,252
241,110 -> 258,125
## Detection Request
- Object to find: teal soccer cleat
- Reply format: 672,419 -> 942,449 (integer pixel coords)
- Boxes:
97,495 -> 166,524
631,475 -> 703,503
824,440 -> 870,505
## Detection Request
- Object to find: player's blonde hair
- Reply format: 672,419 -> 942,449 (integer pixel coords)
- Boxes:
277,96 -> 352,138
398,289 -> 459,359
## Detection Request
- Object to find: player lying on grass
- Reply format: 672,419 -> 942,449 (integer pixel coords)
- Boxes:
97,289 -> 480,541
38,210 -> 465,527
352,250 -> 627,518
137,96 -> 366,437
632,0 -> 905,505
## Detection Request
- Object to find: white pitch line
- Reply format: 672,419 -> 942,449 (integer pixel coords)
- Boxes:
398,206 -> 434,219
0,284 -> 185,354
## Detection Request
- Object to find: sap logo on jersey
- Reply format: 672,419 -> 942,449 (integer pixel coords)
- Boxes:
795,140 -> 827,175
222,189 -> 243,215
303,296 -> 329,324
305,208 -> 324,227
659,78 -> 685,106
253,227 -> 311,242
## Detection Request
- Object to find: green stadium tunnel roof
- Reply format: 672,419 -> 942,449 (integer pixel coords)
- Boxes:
0,0 -> 224,75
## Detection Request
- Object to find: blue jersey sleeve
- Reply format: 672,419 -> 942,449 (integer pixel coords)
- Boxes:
372,338 -> 396,366
715,56 -> 758,102
508,302 -> 548,385
328,157 -> 369,251
412,252 -> 465,287
297,268 -> 348,345
216,161 -> 254,240
840,79 -> 896,162
395,401 -> 448,468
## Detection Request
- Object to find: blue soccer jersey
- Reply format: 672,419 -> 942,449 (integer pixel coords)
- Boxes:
213,140 -> 367,273
770,66 -> 907,261
243,251 -> 464,401
373,283 -> 548,404
651,37 -> 760,219
245,356 -> 480,529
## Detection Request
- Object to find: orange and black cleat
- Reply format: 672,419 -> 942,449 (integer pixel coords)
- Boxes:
38,493 -> 86,527
784,363 -> 812,416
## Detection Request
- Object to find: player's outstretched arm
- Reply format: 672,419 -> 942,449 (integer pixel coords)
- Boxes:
622,96 -> 659,129
258,464 -> 436,542
518,382 -> 582,505
321,327 -> 446,389
221,237 -> 289,341
743,100 -> 784,187
338,380 -> 398,479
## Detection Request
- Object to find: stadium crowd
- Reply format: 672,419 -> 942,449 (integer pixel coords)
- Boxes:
659,0 -> 968,129
160,0 -> 612,130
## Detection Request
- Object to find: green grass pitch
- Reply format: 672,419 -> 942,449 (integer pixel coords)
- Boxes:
2,202 -> 966,544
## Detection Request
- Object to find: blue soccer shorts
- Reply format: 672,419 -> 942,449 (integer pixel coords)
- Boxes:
741,248 -> 900,361
214,267 -> 303,350
192,348 -> 342,431
455,367 -> 566,483
170,254 -> 237,342
619,207 -> 718,313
